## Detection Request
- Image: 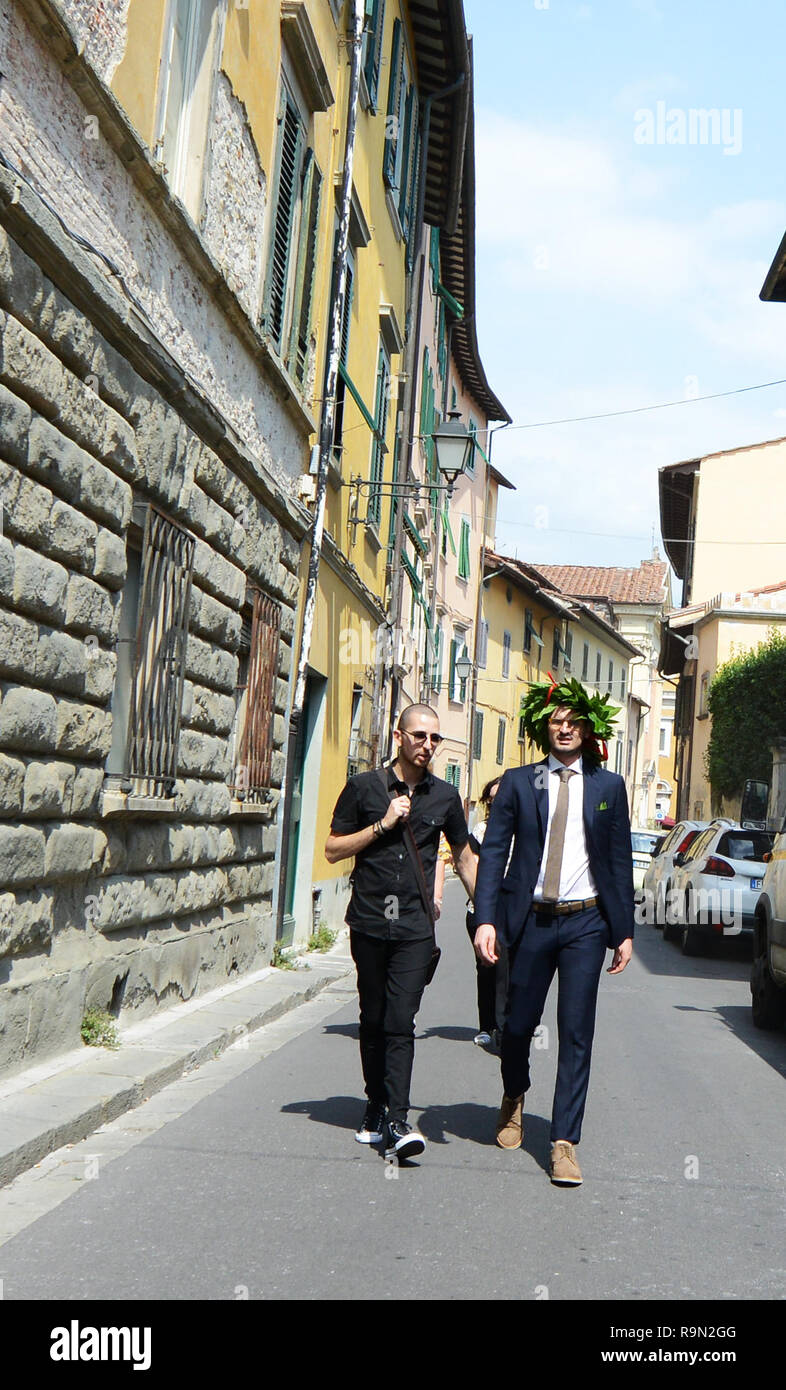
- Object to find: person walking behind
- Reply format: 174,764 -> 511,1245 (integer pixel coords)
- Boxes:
326,704 -> 476,1163
473,676 -> 634,1186
466,778 -> 508,1049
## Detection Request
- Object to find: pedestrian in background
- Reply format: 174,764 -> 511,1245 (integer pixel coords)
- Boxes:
466,777 -> 508,1049
326,704 -> 476,1163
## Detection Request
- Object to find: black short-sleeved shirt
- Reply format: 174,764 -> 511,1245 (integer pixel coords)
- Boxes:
330,763 -> 469,939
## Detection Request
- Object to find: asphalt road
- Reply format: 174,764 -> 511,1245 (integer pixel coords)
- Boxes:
1,877 -> 785,1303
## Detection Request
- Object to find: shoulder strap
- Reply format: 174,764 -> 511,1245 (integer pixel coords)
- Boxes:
375,767 -> 435,927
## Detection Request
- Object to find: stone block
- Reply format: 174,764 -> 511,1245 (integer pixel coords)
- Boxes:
177,728 -> 230,780
226,861 -> 268,901
192,538 -> 246,607
0,752 -> 25,814
0,228 -> 45,335
174,778 -> 232,821
35,627 -> 89,696
93,529 -> 126,588
9,473 -> 53,549
83,647 -> 117,703
0,537 -> 14,603
94,872 -> 177,932
278,639 -> 292,680
71,765 -> 105,817
280,532 -> 301,573
44,822 -> 96,879
0,313 -> 65,417
193,589 -> 242,648
0,887 -> 53,956
184,632 -> 237,693
0,608 -> 38,680
55,698 -> 113,759
27,415 -> 132,532
125,822 -> 178,873
0,685 -> 57,751
91,826 -> 126,875
22,759 -> 75,817
0,382 -> 32,469
189,685 -> 235,736
89,336 -> 143,415
274,676 -> 290,714
65,573 -> 120,642
48,498 -> 98,569
173,865 -> 228,916
279,604 -> 295,641
37,285 -> 96,376
0,824 -> 46,885
270,750 -> 286,786
13,544 -> 68,624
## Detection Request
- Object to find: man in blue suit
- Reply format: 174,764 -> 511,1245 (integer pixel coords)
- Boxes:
473,677 -> 633,1185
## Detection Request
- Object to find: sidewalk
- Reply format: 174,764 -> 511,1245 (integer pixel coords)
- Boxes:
0,938 -> 354,1187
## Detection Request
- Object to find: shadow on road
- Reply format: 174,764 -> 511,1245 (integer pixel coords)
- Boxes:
633,925 -> 753,981
673,1002 -> 786,1082
280,1094 -> 364,1130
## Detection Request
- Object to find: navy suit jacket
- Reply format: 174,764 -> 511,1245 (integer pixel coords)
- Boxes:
473,759 -> 635,950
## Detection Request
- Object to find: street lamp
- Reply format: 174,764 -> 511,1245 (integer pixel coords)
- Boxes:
432,410 -> 474,492
454,652 -> 473,685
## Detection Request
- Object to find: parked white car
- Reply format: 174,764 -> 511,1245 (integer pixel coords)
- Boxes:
751,828 -> 786,1028
668,823 -> 775,956
631,830 -> 668,896
640,820 -> 708,931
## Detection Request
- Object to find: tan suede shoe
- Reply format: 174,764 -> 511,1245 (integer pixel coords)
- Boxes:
495,1094 -> 523,1149
550,1140 -> 582,1184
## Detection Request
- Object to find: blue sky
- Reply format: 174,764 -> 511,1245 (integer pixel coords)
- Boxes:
463,0 -> 786,575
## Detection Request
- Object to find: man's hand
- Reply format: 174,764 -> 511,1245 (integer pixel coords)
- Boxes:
607,937 -> 633,975
474,922 -> 498,965
382,794 -> 410,830
433,898 -> 442,921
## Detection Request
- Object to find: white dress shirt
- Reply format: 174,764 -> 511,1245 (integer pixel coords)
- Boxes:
533,754 -> 597,902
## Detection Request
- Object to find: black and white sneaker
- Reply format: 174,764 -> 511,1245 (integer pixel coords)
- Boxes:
384,1119 -> 426,1162
355,1101 -> 386,1144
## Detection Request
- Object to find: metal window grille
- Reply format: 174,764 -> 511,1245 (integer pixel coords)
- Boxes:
125,508 -> 195,797
235,589 -> 281,800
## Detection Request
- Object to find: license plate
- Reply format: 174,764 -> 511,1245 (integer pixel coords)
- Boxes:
750,878 -> 763,890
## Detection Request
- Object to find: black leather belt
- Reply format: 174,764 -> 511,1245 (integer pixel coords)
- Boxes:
533,896 -> 598,916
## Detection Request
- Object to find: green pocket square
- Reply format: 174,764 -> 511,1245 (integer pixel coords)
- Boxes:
596,801 -> 608,811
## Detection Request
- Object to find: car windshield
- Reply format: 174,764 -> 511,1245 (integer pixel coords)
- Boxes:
716,831 -> 775,862
631,833 -> 661,854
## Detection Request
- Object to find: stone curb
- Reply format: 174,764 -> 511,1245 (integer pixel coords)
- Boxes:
0,947 -> 354,1188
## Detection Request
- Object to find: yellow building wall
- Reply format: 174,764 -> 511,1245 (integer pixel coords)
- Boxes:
692,440 -> 786,603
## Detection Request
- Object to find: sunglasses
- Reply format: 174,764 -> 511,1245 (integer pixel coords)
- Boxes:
401,730 -> 443,746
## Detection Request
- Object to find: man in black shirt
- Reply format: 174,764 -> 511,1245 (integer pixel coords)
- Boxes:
326,703 -> 476,1161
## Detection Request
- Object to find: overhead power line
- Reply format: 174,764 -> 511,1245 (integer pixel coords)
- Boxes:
499,377 -> 786,431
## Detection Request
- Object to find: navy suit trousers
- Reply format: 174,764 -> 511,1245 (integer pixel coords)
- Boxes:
501,904 -> 609,1144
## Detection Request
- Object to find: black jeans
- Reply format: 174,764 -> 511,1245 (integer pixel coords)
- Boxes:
465,910 -> 509,1035
350,929 -> 435,1124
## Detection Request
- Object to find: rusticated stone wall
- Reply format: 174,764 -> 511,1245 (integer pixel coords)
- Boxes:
0,221 -> 301,1076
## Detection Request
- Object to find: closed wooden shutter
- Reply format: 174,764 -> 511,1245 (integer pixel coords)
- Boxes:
266,92 -> 304,350
288,150 -> 323,384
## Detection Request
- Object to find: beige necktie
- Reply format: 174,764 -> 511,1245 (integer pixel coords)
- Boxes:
541,768 -> 576,902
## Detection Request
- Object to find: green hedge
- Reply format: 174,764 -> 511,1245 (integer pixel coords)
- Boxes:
705,629 -> 786,797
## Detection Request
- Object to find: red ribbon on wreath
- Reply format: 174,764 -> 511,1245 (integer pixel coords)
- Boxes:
586,734 -> 609,763
544,670 -> 559,704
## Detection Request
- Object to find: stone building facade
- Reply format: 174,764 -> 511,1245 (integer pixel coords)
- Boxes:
0,0 -> 313,1076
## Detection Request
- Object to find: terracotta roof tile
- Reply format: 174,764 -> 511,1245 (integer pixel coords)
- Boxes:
533,560 -> 669,605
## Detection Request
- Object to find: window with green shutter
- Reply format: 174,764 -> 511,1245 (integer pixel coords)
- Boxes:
496,717 -> 506,766
429,226 -> 440,291
524,609 -> 533,654
332,252 -> 355,452
473,710 -> 484,761
362,0 -> 386,110
458,519 -> 471,580
448,637 -> 458,701
287,150 -> 322,386
264,87 -> 305,352
502,631 -> 511,679
367,341 -> 390,530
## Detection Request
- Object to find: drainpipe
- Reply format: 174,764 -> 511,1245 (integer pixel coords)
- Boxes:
387,74 -> 466,751
275,0 -> 364,941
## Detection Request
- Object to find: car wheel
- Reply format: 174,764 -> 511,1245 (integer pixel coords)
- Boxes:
751,952 -> 786,1030
680,893 -> 705,956
662,882 -> 680,942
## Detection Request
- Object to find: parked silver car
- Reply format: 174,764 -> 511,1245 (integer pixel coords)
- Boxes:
668,823 -> 776,956
631,829 -> 668,895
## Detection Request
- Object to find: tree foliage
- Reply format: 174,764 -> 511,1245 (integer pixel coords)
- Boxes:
706,629 -> 786,797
